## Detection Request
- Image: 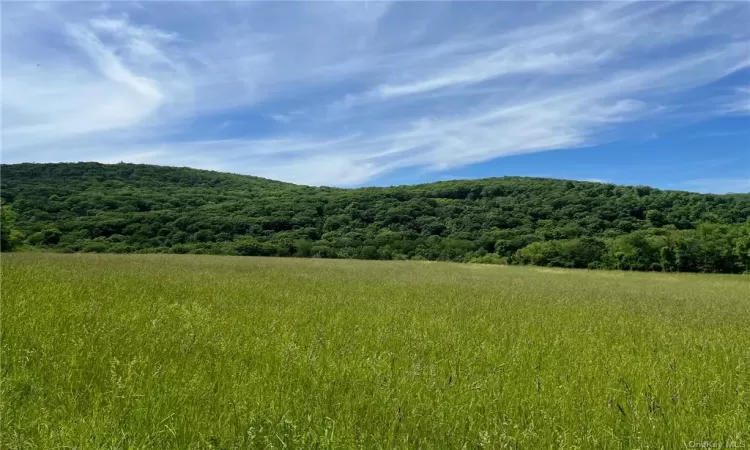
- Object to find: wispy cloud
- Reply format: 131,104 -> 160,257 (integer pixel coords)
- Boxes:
677,178 -> 750,194
2,1 -> 749,186
723,86 -> 750,115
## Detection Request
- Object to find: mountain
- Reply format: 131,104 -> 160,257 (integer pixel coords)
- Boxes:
2,162 -> 749,273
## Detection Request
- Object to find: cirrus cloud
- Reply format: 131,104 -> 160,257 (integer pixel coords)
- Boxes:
2,1 -> 749,186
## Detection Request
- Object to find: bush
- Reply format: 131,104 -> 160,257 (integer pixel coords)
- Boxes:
468,254 -> 508,265
235,237 -> 263,256
81,241 -> 108,253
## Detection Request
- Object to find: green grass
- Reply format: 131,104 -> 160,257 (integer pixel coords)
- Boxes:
2,253 -> 749,449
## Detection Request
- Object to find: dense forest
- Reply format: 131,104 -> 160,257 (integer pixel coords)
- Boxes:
2,162 -> 749,273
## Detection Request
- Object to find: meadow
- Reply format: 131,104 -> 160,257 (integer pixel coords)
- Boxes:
2,253 -> 749,449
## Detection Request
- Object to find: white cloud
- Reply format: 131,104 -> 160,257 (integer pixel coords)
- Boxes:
269,114 -> 292,124
581,179 -> 610,184
2,1 -> 749,185
678,178 -> 750,194
723,86 -> 750,115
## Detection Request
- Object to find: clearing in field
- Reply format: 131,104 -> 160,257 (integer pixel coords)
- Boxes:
2,253 -> 749,449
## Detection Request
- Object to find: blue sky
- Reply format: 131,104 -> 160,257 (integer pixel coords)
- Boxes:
2,1 -> 749,193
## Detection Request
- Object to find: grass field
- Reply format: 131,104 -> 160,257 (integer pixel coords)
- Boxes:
2,253 -> 749,449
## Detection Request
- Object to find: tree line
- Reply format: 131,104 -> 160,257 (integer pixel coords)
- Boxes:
2,162 -> 749,273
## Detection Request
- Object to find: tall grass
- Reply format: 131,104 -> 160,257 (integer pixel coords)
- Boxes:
2,253 -> 749,449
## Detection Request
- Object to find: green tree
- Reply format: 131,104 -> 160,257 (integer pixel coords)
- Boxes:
235,236 -> 263,256
1,203 -> 23,251
733,221 -> 750,272
2,162 -> 750,273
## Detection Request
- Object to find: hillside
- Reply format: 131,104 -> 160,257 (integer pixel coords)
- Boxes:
2,162 -> 749,273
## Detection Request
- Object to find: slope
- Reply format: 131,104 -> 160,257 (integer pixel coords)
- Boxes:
1,162 -> 749,273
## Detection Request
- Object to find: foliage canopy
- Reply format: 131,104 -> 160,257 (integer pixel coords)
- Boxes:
2,162 -> 749,273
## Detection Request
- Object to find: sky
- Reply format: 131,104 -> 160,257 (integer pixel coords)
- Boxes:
1,1 -> 749,193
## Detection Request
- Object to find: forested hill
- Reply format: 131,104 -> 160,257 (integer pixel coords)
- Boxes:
2,162 -> 749,273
